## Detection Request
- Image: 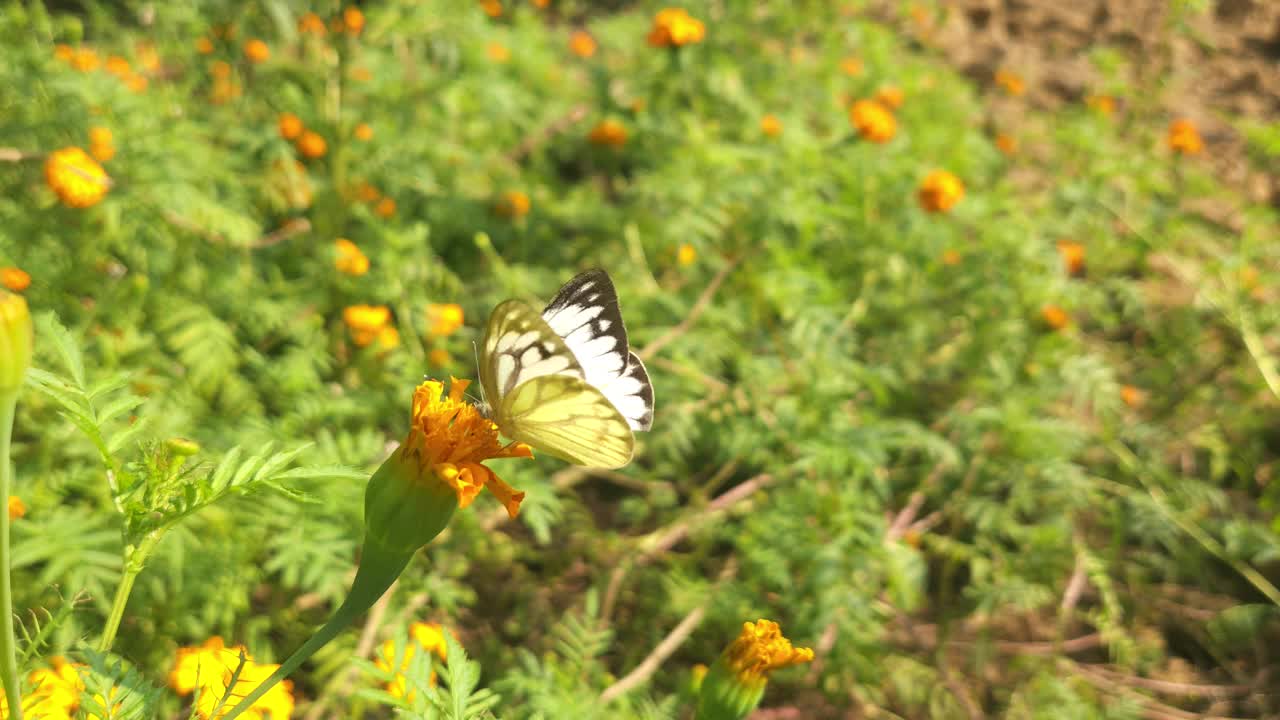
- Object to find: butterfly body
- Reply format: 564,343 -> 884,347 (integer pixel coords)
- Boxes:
478,270 -> 653,468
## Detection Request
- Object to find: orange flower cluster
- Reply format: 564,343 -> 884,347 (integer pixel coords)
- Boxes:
45,147 -> 111,208
170,637 -> 295,720
480,0 -> 503,18
426,303 -> 465,337
1040,304 -> 1070,331
298,6 -> 364,36
335,239 -> 370,276
353,182 -> 396,218
344,305 -> 399,350
495,190 -> 531,219
209,60 -> 241,104
1,657 -> 85,718
849,99 -> 896,143
276,112 -> 327,159
917,170 -> 964,214
647,8 -> 706,48
1167,119 -> 1203,155
760,114 -> 782,138
588,119 -> 628,147
1056,240 -> 1086,277
1,268 -> 31,293
54,44 -> 149,92
570,30 -> 597,58
243,38 -> 269,63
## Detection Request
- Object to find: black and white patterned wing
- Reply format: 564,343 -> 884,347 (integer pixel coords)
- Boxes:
541,269 -> 654,431
479,299 -> 585,409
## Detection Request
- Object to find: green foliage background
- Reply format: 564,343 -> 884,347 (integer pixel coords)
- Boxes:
1,0 -> 1279,717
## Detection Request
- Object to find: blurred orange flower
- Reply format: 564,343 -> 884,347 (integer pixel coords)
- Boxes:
375,197 -> 397,218
428,348 -> 452,367
196,36 -> 214,54
1056,240 -> 1086,277
279,112 -> 304,140
760,114 -> 782,138
849,100 -> 895,143
995,133 -> 1017,156
350,66 -> 373,82
647,8 -> 705,48
840,57 -> 863,76
480,0 -> 503,18
375,622 -> 449,698
995,68 -> 1025,96
344,6 -> 366,34
357,182 -> 382,203
345,305 -> 392,347
90,126 -> 115,162
874,86 -> 904,109
1,268 -> 30,293
677,243 -> 697,267
917,170 -> 964,213
1040,304 -> 1070,331
7,496 -> 24,520
426,304 -> 465,337
1167,119 -> 1203,155
298,12 -> 327,35
354,123 -> 374,141
486,42 -> 511,62
570,30 -> 597,58
296,130 -> 327,159
54,44 -> 74,62
588,119 -> 628,147
335,239 -> 370,276
244,39 -> 270,63
45,147 -> 110,208
104,55 -> 130,78
1087,94 -> 1116,116
72,47 -> 100,72
941,249 -> 962,266
495,190 -> 531,219
210,60 -> 232,79
1120,385 -> 1146,408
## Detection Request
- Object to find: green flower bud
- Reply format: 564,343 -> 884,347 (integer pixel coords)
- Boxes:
0,291 -> 33,393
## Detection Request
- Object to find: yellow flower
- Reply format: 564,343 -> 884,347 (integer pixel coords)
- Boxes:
344,6 -> 366,34
354,123 -> 374,141
917,170 -> 963,213
696,620 -> 813,719
54,44 -> 74,62
569,30 -> 597,58
486,42 -> 510,62
6,496 -> 23,520
196,36 -> 214,54
170,637 -> 241,695
874,85 -> 904,109
1167,118 -> 1203,155
995,68 -> 1025,96
849,99 -> 895,143
375,197 -> 397,218
44,147 -> 110,208
1056,240 -> 1086,278
647,8 -> 706,48
9,657 -> 85,719
995,132 -> 1017,156
296,130 -> 327,159
494,190 -> 531,219
1,268 -> 30,293
334,239 -> 370,276
243,39 -> 270,63
588,119 -> 628,147
377,325 -> 401,351
401,378 -> 532,517
677,243 -> 697,267
426,303 -> 464,337
759,114 -> 782,138
374,622 -> 450,698
72,47 -> 100,72
0,291 -> 32,392
1040,304 -> 1070,331
278,112 -> 304,140
840,56 -> 863,76
344,305 -> 392,347
90,126 -> 115,162
170,637 -> 295,720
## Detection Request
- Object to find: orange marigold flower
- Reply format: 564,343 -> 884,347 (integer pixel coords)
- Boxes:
1167,118 -> 1203,155
486,42 -> 510,62
647,8 -> 706,48
426,303 -> 465,337
428,348 -> 452,367
532,0 -> 550,7
1056,240 -> 1086,277
357,182 -> 382,203
345,305 -> 392,347
350,65 -> 372,82
210,60 -> 232,79
335,239 -> 371,276
588,119 -> 628,147
840,56 -> 863,76
135,41 -> 161,72
677,243 -> 697,267
1120,385 -> 1146,409
995,68 -> 1025,96
760,114 -> 782,138
125,73 -> 148,93
402,377 -> 532,517
720,620 -> 814,684
244,38 -> 270,63
7,495 -> 24,520
296,130 -> 327,159
1,268 -> 30,293
378,325 -> 401,351
375,197 -> 397,218
344,6 -> 366,34
45,147 -> 110,208
104,55 -> 131,78
278,112 -> 304,140
90,126 -> 116,161
874,86 -> 904,110
849,99 -> 895,143
354,123 -> 374,141
494,190 -> 531,219
210,77 -> 241,104
1087,94 -> 1116,116
54,44 -> 74,62
72,47 -> 100,72
10,657 -> 84,718
480,0 -> 503,18
1040,304 -> 1070,331
917,170 -> 964,214
298,13 -> 327,35
196,36 -> 214,54
375,622 -> 449,698
941,249 -> 961,266
570,30 -> 597,58
995,133 -> 1017,156
89,126 -> 113,147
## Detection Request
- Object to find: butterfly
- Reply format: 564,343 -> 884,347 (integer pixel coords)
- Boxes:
478,269 -> 654,469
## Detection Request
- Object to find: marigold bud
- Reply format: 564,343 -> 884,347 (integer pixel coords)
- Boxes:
0,291 -> 33,392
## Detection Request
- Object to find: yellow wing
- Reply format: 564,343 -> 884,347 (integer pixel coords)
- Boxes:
497,374 -> 635,469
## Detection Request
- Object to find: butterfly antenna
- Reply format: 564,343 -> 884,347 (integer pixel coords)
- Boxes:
469,341 -> 493,417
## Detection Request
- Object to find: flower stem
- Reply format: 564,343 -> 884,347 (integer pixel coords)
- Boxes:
97,530 -> 162,654
220,541 -> 413,720
0,388 -> 24,720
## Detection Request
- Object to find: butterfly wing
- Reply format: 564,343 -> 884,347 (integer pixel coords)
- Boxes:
480,299 -> 635,468
541,269 -> 655,431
